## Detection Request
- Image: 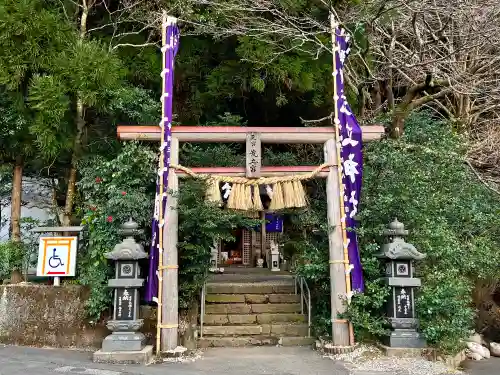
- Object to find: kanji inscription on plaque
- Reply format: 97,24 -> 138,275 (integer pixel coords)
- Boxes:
246,132 -> 261,177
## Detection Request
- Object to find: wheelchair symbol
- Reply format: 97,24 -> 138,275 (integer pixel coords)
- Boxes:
48,248 -> 64,268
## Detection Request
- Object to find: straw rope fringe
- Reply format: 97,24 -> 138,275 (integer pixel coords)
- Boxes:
170,163 -> 330,211
170,163 -> 331,185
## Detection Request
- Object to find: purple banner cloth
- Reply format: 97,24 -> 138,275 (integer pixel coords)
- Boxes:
145,19 -> 180,303
255,213 -> 284,233
265,213 -> 283,233
334,28 -> 365,292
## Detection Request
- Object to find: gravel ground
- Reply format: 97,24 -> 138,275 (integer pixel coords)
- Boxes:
324,345 -> 462,375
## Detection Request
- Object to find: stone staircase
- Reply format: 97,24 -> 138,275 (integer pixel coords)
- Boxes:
198,273 -> 314,347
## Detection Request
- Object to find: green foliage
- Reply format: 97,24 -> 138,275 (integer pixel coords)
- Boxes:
417,270 -> 475,353
281,179 -> 331,336
28,74 -> 73,157
0,164 -> 12,237
60,40 -> 123,109
0,241 -> 24,280
173,35 -> 335,124
180,113 -> 246,167
0,0 -> 131,164
104,87 -> 160,125
0,0 -> 74,90
351,112 -> 500,353
0,217 -> 41,281
2,0 -> 497,355
0,89 -> 33,162
0,0 -> 73,160
78,141 -> 157,320
0,163 -> 12,202
279,112 -> 499,352
341,242 -> 390,340
77,139 -> 259,319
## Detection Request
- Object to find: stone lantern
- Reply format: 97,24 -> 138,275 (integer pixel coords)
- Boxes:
93,219 -> 153,364
209,240 -> 218,270
269,240 -> 280,272
376,219 -> 427,349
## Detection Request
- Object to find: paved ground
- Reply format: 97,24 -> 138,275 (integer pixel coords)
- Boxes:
0,345 -> 349,375
462,357 -> 500,375
2,344 -> 498,375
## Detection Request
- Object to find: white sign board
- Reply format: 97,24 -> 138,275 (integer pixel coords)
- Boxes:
36,236 -> 78,277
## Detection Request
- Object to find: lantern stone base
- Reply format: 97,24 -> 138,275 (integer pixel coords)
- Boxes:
93,345 -> 154,365
379,344 -> 431,358
383,329 -> 427,349
101,331 -> 147,352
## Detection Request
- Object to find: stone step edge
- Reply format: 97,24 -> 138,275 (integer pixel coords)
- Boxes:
206,292 -> 300,296
205,304 -> 301,306
202,313 -> 307,325
204,303 -> 302,314
202,323 -> 308,327
205,293 -> 300,300
205,293 -> 299,296
206,281 -> 295,285
206,284 -> 295,295
201,323 -> 309,337
197,336 -> 315,347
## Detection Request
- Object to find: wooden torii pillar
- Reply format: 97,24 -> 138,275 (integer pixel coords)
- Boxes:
117,124 -> 384,351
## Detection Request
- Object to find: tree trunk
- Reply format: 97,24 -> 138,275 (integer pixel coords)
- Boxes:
373,81 -> 382,112
10,157 -> 23,242
62,97 -> 85,226
358,84 -> 367,118
390,108 -> 406,139
62,165 -> 78,226
61,3 -> 89,226
386,80 -> 395,111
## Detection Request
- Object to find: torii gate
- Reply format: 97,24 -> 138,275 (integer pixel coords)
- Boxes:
117,15 -> 385,353
118,125 -> 383,352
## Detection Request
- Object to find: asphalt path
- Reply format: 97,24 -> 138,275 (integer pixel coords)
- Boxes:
0,345 -> 350,375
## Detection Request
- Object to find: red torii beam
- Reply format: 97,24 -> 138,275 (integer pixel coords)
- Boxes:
117,124 -> 384,177
117,125 -> 384,144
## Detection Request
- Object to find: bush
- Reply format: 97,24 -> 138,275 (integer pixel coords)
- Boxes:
0,241 -> 24,280
350,112 -> 500,353
78,140 -> 258,320
283,112 -> 500,352
0,217 -> 41,282
78,141 -> 157,320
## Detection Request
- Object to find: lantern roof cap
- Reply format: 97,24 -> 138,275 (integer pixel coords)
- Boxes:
383,218 -> 409,237
105,219 -> 148,260
118,218 -> 144,237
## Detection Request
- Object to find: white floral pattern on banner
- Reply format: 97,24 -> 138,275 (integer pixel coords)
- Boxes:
334,27 -> 365,292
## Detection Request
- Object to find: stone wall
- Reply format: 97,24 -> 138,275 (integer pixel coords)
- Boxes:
0,284 -> 197,349
0,285 -> 108,348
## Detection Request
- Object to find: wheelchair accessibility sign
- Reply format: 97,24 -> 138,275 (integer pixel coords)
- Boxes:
36,237 -> 78,277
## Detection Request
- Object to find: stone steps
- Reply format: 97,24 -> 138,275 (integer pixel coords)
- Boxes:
206,282 -> 295,295
198,336 -> 315,348
206,293 -> 300,304
203,313 -> 306,325
201,278 -> 311,348
202,323 -> 308,337
205,303 -> 302,314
